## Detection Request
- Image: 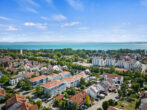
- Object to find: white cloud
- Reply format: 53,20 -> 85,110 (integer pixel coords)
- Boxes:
8,26 -> 18,31
112,29 -> 126,33
66,0 -> 83,10
16,0 -> 39,13
61,22 -> 80,27
52,14 -> 67,21
0,16 -> 10,21
78,27 -> 88,30
24,22 -> 47,29
140,0 -> 147,6
41,16 -> 48,20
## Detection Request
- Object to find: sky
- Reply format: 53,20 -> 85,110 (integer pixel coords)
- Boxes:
0,0 -> 147,42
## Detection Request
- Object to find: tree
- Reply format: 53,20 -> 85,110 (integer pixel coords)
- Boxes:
85,95 -> 90,107
97,108 -> 102,110
80,78 -> 86,86
102,101 -> 109,110
110,66 -> 115,73
0,75 -> 9,85
108,99 -> 115,106
36,85 -> 43,96
132,82 -> 140,92
70,102 -> 79,110
36,100 -> 42,108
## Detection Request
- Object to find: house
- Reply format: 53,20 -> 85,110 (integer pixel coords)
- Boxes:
103,73 -> 123,84
92,57 -> 105,66
55,94 -> 64,100
105,59 -> 116,67
107,106 -> 119,110
69,91 -> 88,106
63,76 -> 79,88
139,91 -> 147,110
42,80 -> 66,97
9,75 -> 24,85
85,84 -> 104,99
76,73 -> 89,81
60,71 -> 71,78
53,65 -> 62,71
24,72 -> 39,78
48,74 -> 61,81
5,94 -> 38,110
30,75 -> 48,87
0,88 -> 6,99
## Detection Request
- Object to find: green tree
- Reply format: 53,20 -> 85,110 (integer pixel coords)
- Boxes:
102,101 -> 109,110
132,82 -> 140,92
85,95 -> 90,107
36,100 -> 42,108
97,108 -> 102,110
110,66 -> 115,73
80,77 -> 86,86
70,102 -> 79,110
0,75 -> 9,84
36,85 -> 43,96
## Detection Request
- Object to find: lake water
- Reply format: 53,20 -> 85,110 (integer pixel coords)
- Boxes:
0,42 -> 147,50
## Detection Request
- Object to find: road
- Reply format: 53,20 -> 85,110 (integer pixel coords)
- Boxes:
87,93 -> 118,110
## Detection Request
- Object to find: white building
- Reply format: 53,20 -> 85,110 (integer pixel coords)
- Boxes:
139,92 -> 147,110
42,80 -> 66,97
9,75 -> 24,85
63,76 -> 79,88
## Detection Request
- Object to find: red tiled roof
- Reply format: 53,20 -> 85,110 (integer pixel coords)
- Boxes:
6,94 -> 26,110
107,106 -> 119,110
25,72 -> 35,78
0,88 -> 6,97
61,71 -> 69,74
48,74 -> 59,78
55,94 -> 64,100
115,68 -> 127,72
16,102 -> 38,110
30,75 -> 47,82
76,73 -> 89,79
103,73 -> 122,80
43,80 -> 63,89
70,91 -> 88,106
64,76 -> 78,83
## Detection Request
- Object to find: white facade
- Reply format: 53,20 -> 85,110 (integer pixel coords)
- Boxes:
9,76 -> 23,85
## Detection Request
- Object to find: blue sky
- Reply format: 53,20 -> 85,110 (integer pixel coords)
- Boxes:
0,0 -> 147,42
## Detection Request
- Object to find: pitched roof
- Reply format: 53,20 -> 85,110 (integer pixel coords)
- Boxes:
55,94 -> 64,100
61,71 -> 70,74
25,72 -> 35,78
6,94 -> 26,109
103,73 -> 122,80
64,76 -> 78,83
30,75 -> 47,82
0,88 -> 6,97
48,74 -> 59,78
76,73 -> 89,79
43,80 -> 63,89
107,106 -> 119,110
16,102 -> 38,110
140,91 -> 147,99
70,91 -> 88,106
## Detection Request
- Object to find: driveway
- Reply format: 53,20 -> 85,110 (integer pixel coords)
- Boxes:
87,93 -> 118,110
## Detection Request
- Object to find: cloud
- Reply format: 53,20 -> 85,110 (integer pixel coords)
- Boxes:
140,0 -> 147,6
0,16 -> 10,21
8,26 -> 18,31
15,0 -> 39,13
66,0 -> 83,10
52,14 -> 67,21
41,16 -> 48,20
112,29 -> 126,33
61,22 -> 80,27
78,27 -> 88,30
24,22 -> 47,29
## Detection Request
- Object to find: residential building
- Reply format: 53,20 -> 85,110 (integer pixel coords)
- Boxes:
5,94 -> 38,110
60,71 -> 71,78
92,57 -> 105,66
85,84 -> 104,99
48,74 -> 61,81
103,73 -> 123,84
69,91 -> 88,106
76,73 -> 89,81
139,91 -> 147,110
42,80 -> 66,97
30,75 -> 48,87
9,75 -> 24,85
0,88 -> 6,99
63,76 -> 79,88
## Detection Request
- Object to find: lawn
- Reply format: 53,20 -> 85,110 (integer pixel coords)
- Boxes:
116,100 -> 138,110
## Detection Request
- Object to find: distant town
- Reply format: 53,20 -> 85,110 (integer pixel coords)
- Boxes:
0,49 -> 147,110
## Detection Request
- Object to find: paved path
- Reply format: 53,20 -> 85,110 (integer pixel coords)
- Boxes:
87,93 -> 118,110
